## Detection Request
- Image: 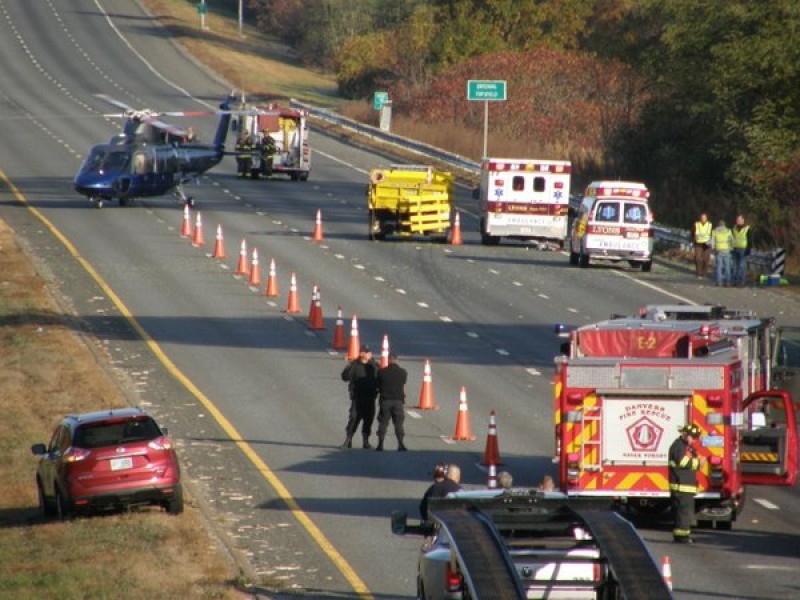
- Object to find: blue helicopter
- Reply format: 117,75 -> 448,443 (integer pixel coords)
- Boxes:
73,93 -> 237,208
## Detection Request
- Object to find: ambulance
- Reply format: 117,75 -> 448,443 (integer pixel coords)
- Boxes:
475,158 -> 571,247
568,181 -> 652,271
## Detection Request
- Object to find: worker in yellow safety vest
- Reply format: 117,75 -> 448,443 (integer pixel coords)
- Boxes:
693,213 -> 712,279
732,215 -> 751,287
711,219 -> 734,287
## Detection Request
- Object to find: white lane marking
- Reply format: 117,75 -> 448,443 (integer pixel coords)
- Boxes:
538,293 -> 550,299
466,332 -> 479,338
567,307 -> 578,313
417,302 -> 429,308
334,254 -> 345,259
440,435 -> 456,445
513,281 -> 523,287
406,410 -> 422,419
744,565 -> 795,571
396,289 -> 407,294
354,264 -> 365,270
496,349 -> 510,356
526,368 -> 541,376
609,268 -> 696,304
753,498 -> 780,510
489,268 -> 500,275
440,316 -> 453,323
374,276 -> 385,282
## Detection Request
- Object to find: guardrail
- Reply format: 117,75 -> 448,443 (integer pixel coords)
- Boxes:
292,99 -> 781,278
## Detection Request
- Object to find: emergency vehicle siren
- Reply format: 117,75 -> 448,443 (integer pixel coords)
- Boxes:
191,211 -> 205,247
662,556 -> 672,591
380,334 -> 390,368
487,462 -> 498,489
180,204 -> 192,238
416,359 -> 438,410
286,272 -> 301,313
234,239 -> 249,277
309,285 -> 325,330
331,306 -> 346,350
482,409 -> 502,466
212,224 -> 227,259
264,258 -> 279,297
346,314 -> 361,361
450,210 -> 463,246
248,248 -> 261,287
450,387 -> 476,441
312,208 -> 324,242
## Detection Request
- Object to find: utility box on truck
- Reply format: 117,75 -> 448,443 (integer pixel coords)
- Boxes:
367,165 -> 453,241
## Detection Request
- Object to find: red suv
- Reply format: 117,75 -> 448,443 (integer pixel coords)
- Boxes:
31,407 -> 183,518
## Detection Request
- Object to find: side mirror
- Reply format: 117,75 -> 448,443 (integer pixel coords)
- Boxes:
391,510 -> 408,535
31,443 -> 47,456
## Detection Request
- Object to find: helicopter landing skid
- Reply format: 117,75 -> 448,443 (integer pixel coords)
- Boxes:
174,183 -> 194,208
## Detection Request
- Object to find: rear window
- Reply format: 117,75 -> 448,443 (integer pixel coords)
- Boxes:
594,201 -> 619,222
623,202 -> 647,224
74,417 -> 161,449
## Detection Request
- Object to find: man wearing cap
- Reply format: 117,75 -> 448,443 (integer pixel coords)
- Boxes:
340,345 -> 379,449
668,423 -> 707,543
376,353 -> 408,451
259,127 -> 276,177
419,464 -> 461,523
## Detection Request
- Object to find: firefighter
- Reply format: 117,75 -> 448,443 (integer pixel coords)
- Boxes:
235,131 -> 253,177
668,423 -> 706,544
259,127 -> 277,178
693,212 -> 712,279
731,214 -> 751,287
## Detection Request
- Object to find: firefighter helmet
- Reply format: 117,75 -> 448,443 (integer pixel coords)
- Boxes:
679,423 -> 702,437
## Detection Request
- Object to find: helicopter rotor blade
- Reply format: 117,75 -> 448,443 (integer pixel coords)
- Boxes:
95,94 -> 137,112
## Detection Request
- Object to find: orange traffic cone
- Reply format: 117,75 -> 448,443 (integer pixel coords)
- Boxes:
286,272 -> 301,313
416,359 -> 438,410
248,248 -> 261,287
332,306 -> 346,350
662,556 -> 672,591
312,209 -> 324,242
192,212 -> 205,247
264,258 -> 279,297
450,387 -> 476,441
180,205 -> 192,237
346,315 -> 361,361
482,410 -> 502,466
309,286 -> 325,330
450,210 -> 463,246
487,463 -> 497,489
307,284 -> 319,322
234,239 -> 249,277
379,334 -> 390,368
212,224 -> 227,258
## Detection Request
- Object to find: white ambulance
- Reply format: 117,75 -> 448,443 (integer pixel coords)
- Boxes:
568,181 -> 653,271
476,158 -> 571,247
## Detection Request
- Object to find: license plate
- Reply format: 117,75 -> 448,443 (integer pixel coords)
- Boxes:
110,457 -> 133,471
626,231 -> 640,239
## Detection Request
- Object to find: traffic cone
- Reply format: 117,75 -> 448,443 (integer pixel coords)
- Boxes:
248,248 -> 261,286
487,463 -> 497,489
450,211 -> 463,246
180,204 -> 192,237
346,315 -> 360,361
307,284 -> 319,322
264,258 -> 279,297
379,334 -> 390,368
482,410 -> 502,466
192,212 -> 205,247
234,239 -> 249,277
312,209 -> 324,242
332,306 -> 346,350
286,272 -> 300,313
309,286 -> 325,330
450,387 -> 476,441
416,359 -> 438,410
662,556 -> 672,591
212,224 -> 227,258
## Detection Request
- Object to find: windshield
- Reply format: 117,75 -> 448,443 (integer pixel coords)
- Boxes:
80,146 -> 131,174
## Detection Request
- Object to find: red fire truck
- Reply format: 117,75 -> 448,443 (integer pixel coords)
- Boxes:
553,305 -> 798,528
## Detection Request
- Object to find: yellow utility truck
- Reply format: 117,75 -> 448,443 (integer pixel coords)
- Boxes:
367,165 -> 454,241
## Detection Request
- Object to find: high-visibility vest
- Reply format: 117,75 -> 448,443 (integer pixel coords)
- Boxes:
694,221 -> 712,244
713,227 -> 732,251
733,225 -> 750,249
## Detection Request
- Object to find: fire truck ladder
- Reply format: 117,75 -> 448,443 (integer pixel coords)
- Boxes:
581,404 -> 602,471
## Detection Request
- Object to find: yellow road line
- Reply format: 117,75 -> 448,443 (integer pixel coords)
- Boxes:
0,169 -> 373,599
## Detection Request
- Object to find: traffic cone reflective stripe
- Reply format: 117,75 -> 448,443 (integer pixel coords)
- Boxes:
312,209 -> 324,242
192,212 -> 205,247
380,334 -> 390,368
450,387 -> 476,441
487,463 -> 497,489
346,315 -> 360,361
662,556 -> 672,591
482,410 -> 502,466
234,239 -> 249,277
309,286 -> 325,330
332,306 -> 346,350
450,211 -> 463,246
286,272 -> 300,313
416,359 -> 438,410
307,284 -> 319,322
248,248 -> 261,286
212,224 -> 227,258
264,258 -> 279,297
180,205 -> 192,237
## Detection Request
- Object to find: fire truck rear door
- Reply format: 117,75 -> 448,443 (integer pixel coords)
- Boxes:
740,390 -> 798,486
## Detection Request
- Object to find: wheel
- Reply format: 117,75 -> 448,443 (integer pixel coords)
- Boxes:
165,485 -> 184,515
641,260 -> 653,272
185,196 -> 195,208
90,196 -> 104,209
55,488 -> 71,521
569,251 -> 579,266
37,480 -> 56,518
290,173 -> 299,181
250,169 -> 259,180
578,250 -> 590,268
118,197 -> 129,207
299,174 -> 309,182
480,218 -> 500,245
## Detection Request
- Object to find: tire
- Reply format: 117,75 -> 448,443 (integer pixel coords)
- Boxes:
578,250 -> 590,268
165,485 -> 184,515
37,480 -> 56,518
290,173 -> 299,181
569,251 -> 579,266
118,197 -> 129,207
641,260 -> 653,272
480,218 -> 500,245
299,174 -> 309,182
55,488 -> 71,521
250,169 -> 259,180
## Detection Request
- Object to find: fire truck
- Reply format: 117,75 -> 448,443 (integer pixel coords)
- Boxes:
475,158 -> 571,248
553,305 -> 798,528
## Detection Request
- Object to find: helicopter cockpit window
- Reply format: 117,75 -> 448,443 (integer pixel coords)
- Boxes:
99,151 -> 130,173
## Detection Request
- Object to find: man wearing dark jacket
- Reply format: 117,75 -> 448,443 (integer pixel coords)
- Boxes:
340,345 -> 379,449
420,464 -> 461,523
376,353 -> 408,451
668,423 -> 706,543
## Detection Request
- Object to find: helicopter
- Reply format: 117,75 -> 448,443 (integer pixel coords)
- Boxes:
73,93 -> 237,208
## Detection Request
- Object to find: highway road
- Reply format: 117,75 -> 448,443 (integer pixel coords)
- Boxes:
1,2 -> 799,599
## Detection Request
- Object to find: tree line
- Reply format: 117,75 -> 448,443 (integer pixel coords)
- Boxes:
242,0 -> 800,258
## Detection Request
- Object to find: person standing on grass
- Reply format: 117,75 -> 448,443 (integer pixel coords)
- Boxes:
731,214 -> 751,286
711,219 -> 734,286
693,212 -> 712,279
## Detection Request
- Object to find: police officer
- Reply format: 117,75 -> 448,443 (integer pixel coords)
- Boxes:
419,464 -> 461,523
711,219 -> 734,286
668,423 -> 706,544
376,353 -> 408,451
259,127 -> 277,178
235,131 -> 253,177
340,345 -> 379,449
732,214 -> 751,287
693,212 -> 712,279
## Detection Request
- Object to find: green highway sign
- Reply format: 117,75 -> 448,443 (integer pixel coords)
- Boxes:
467,80 -> 507,102
197,2 -> 208,14
373,91 -> 389,111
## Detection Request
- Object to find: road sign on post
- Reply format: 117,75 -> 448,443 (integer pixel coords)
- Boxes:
373,91 -> 389,111
467,80 -> 507,158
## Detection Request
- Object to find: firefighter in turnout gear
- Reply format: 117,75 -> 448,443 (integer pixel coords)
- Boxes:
235,131 -> 253,177
669,423 -> 706,543
259,128 -> 277,178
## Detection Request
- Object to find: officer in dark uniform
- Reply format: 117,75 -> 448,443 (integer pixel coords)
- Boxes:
376,353 -> 408,451
340,345 -> 379,449
235,131 -> 253,177
668,423 -> 706,543
419,464 -> 461,523
259,127 -> 277,177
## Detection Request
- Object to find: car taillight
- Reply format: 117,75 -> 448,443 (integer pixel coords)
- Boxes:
64,448 -> 90,463
446,563 -> 463,593
148,436 -> 173,451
